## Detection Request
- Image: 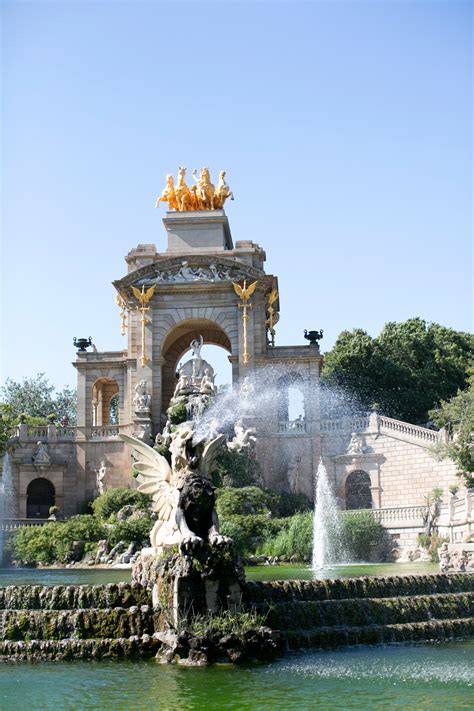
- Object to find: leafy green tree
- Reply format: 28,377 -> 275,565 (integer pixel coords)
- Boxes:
323,319 -> 472,424
0,373 -> 77,424
430,371 -> 474,487
0,403 -> 15,456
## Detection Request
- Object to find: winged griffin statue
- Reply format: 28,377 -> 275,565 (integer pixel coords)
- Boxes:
121,428 -> 230,552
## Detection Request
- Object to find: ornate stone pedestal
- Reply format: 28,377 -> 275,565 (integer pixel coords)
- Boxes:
132,543 -> 245,628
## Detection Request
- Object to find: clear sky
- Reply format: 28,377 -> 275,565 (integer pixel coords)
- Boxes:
1,0 -> 472,391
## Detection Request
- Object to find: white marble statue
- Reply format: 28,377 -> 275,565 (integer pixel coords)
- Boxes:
96,459 -> 107,495
228,420 -> 257,453
33,441 -> 51,466
200,367 -> 216,395
133,380 -> 152,412
174,336 -> 215,394
348,432 -> 367,454
286,456 -> 299,493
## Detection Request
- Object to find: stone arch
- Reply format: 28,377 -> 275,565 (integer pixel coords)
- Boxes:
345,470 -> 372,510
160,318 -> 233,412
26,477 -> 55,519
92,377 -> 119,426
277,372 -> 307,432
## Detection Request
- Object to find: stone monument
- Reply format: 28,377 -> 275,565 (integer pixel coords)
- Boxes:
122,339 -> 244,626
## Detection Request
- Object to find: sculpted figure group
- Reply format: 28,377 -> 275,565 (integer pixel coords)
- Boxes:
156,167 -> 233,212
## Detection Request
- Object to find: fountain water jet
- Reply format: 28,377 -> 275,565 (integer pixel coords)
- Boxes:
0,453 -> 14,565
312,460 -> 347,570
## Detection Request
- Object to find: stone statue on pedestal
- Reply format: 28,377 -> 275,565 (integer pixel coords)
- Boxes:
133,380 -> 152,413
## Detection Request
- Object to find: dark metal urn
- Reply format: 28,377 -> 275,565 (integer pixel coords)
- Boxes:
73,337 -> 92,352
304,329 -> 324,346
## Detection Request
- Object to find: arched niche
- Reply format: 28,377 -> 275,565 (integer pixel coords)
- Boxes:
161,319 -> 232,413
27,478 -> 55,519
345,470 -> 372,510
92,377 -> 119,426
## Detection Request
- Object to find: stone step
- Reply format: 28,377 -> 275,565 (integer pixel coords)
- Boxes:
0,634 -> 161,661
282,617 -> 474,650
257,592 -> 474,630
0,583 -> 151,611
245,573 -> 474,604
0,606 -> 155,641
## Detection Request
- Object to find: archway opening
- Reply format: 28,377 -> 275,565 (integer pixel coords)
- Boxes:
27,478 -> 55,519
345,470 -> 372,510
161,319 -> 232,414
277,373 -> 306,432
92,377 -> 119,426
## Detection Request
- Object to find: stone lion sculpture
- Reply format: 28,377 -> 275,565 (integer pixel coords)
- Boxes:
121,429 -> 229,552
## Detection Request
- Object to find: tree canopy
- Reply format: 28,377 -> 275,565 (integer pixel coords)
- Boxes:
0,373 -> 77,425
430,370 -> 474,487
322,319 -> 472,424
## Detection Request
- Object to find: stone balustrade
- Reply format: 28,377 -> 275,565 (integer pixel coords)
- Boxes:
378,416 -> 440,444
278,419 -> 306,434
320,416 -> 370,433
341,505 -> 429,528
0,518 -> 50,532
91,425 -> 120,439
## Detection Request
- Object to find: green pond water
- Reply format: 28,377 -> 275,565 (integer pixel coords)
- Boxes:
0,562 -> 439,587
0,642 -> 472,710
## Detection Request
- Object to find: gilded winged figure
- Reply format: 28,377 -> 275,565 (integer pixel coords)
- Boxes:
232,280 -> 258,302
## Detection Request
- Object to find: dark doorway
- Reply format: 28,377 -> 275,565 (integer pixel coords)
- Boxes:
345,470 -> 372,510
26,478 -> 55,518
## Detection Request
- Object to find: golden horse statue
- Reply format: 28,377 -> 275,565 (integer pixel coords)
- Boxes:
174,166 -> 197,211
155,174 -> 179,211
156,167 -> 233,211
192,167 -> 215,210
214,170 -> 234,209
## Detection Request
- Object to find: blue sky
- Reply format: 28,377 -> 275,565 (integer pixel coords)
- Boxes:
1,0 -> 472,390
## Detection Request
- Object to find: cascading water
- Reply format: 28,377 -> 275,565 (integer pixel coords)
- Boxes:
312,459 -> 346,570
0,453 -> 14,565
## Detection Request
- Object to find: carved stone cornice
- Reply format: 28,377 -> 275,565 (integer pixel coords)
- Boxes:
114,255 -> 275,302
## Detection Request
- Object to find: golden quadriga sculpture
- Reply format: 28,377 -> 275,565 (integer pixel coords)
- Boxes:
156,167 -> 233,212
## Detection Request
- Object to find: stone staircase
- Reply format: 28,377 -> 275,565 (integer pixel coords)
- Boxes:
244,573 -> 474,650
0,583 -> 158,660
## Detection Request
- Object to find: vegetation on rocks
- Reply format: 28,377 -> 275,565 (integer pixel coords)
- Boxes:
91,487 -> 152,521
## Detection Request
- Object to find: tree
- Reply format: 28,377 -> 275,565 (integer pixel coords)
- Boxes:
0,403 -> 15,456
0,373 -> 77,424
322,319 -> 472,424
430,371 -> 474,488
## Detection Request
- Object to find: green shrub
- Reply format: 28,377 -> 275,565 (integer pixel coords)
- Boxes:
214,448 -> 262,488
91,488 -> 152,521
418,531 -> 449,562
340,511 -> 386,561
257,512 -> 313,561
219,514 -> 288,556
107,515 -> 154,547
167,402 -> 188,424
13,524 -> 59,565
12,515 -> 106,565
274,491 -> 313,517
216,486 -> 276,519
